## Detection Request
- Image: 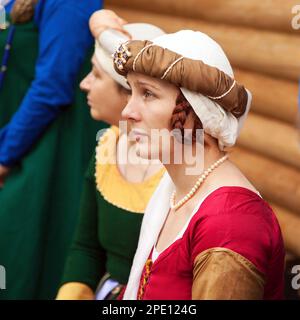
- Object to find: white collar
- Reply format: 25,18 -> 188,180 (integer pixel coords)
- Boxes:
123,172 -> 174,299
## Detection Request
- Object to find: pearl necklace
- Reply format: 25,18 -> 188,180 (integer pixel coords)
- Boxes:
170,154 -> 228,211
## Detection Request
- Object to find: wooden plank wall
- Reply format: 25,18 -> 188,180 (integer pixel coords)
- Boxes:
105,0 -> 300,258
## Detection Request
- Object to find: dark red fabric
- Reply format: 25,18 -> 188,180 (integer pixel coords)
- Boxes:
138,186 -> 285,300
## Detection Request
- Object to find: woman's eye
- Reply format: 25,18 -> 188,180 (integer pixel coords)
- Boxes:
144,90 -> 154,98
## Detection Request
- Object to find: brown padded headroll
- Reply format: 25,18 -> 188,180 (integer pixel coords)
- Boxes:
113,40 -> 248,118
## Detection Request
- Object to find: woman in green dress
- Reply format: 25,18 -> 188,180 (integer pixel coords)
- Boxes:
56,10 -> 165,300
0,0 -> 104,299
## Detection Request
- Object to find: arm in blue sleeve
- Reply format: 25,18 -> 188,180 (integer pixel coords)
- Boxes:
0,0 -> 102,166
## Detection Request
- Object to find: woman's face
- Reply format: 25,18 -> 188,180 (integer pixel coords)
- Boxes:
122,72 -> 180,161
80,55 -> 127,125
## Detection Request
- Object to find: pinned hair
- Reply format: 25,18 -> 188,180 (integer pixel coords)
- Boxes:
170,92 -> 203,143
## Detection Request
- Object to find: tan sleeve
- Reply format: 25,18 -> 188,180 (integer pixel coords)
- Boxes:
192,247 -> 266,300
56,282 -> 95,300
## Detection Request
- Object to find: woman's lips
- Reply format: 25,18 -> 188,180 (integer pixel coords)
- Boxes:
87,96 -> 92,107
131,129 -> 148,142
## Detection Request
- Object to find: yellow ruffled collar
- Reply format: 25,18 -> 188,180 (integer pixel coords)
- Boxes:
95,126 -> 165,214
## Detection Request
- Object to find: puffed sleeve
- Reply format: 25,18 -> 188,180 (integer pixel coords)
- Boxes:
0,0 -> 102,166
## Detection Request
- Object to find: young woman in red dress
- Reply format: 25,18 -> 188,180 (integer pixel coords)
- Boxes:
113,30 -> 285,300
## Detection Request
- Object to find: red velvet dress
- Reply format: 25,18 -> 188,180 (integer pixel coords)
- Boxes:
137,187 -> 285,300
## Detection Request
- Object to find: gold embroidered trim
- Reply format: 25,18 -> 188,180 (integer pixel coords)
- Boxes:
137,258 -> 153,300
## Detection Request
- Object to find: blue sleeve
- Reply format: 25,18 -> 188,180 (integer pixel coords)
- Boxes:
0,0 -> 103,166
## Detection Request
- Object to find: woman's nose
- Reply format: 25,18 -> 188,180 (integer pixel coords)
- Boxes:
80,73 -> 91,92
121,99 -> 140,122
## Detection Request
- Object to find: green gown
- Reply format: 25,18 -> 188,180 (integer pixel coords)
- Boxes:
61,126 -> 164,294
0,18 -> 106,299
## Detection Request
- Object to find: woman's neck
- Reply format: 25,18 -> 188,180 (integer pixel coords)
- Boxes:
117,132 -> 163,183
164,146 -> 225,200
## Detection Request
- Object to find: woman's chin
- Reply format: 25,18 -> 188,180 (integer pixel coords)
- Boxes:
90,108 -> 102,121
135,144 -> 149,160
136,143 -> 160,161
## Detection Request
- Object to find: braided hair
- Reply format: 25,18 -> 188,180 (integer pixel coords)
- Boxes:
170,91 -> 203,143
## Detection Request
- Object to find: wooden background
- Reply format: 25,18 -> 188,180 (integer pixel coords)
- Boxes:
105,0 -> 300,275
